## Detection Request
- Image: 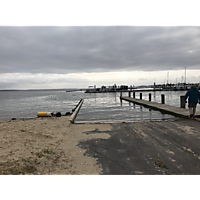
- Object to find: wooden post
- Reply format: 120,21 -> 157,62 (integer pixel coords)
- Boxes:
180,96 -> 185,108
149,93 -> 151,101
129,91 -> 131,97
140,93 -> 142,99
120,91 -> 122,99
133,92 -> 135,98
161,94 -> 165,104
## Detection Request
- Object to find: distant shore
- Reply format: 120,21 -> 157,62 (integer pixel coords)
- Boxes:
85,88 -> 188,93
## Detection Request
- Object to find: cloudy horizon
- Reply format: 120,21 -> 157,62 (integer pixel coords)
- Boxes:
0,26 -> 200,90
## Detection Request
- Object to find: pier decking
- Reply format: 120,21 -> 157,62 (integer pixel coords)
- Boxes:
121,96 -> 200,118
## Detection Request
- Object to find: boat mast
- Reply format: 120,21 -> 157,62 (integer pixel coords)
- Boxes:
185,67 -> 186,84
167,72 -> 169,85
185,67 -> 186,89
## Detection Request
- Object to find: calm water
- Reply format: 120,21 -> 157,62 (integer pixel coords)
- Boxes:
0,90 -> 199,123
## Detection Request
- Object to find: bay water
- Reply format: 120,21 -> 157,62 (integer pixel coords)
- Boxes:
0,90 -> 199,123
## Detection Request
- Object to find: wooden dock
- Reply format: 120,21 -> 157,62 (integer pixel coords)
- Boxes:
121,96 -> 200,118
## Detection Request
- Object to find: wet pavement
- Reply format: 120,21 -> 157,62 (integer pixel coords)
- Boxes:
78,119 -> 200,175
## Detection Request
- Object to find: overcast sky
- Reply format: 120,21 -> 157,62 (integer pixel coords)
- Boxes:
0,1 -> 200,89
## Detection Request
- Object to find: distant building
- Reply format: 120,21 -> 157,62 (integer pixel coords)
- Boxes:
86,85 -> 98,93
119,85 -> 128,90
85,84 -> 129,93
101,84 -> 117,91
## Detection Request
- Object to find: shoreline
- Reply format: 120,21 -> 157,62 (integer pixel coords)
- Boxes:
85,88 -> 189,93
0,115 -> 179,124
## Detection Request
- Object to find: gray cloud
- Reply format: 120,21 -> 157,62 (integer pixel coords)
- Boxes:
0,72 -> 94,89
0,26 -> 200,74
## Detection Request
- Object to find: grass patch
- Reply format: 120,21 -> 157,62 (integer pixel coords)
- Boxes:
0,147 -> 66,175
36,148 -> 55,159
0,157 -> 39,175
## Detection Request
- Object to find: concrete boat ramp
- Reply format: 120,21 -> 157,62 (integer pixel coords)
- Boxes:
78,119 -> 200,175
121,96 -> 200,118
76,96 -> 200,175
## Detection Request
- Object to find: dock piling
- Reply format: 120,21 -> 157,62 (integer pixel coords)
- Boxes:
129,91 -> 131,97
180,96 -> 185,108
149,93 -> 151,101
133,92 -> 135,98
161,94 -> 165,104
140,93 -> 142,100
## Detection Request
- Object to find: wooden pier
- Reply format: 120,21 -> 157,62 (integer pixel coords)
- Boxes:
121,96 -> 200,118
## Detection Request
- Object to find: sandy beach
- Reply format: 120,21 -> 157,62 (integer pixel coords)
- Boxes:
0,116 -> 111,175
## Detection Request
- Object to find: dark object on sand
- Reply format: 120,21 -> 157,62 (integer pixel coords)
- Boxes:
55,112 -> 61,117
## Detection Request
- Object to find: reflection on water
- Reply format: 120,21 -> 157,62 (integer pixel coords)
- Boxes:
76,92 -> 177,123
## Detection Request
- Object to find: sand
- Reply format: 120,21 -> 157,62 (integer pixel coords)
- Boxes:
0,116 -> 111,175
